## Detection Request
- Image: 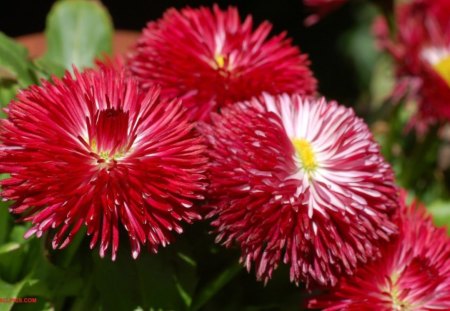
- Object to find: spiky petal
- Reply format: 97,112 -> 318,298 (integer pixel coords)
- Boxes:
308,190 -> 450,310
200,93 -> 398,287
0,63 -> 208,260
128,5 -> 317,121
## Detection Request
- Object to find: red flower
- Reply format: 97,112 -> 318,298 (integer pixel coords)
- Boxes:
0,63 -> 208,260
128,5 -> 317,121
303,0 -> 348,26
375,0 -> 450,127
200,94 -> 398,287
308,190 -> 450,310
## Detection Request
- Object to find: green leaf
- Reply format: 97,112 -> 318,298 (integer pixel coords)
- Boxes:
0,82 -> 18,111
0,243 -> 21,255
0,33 -> 35,87
0,226 -> 30,283
0,33 -> 36,109
0,279 -> 26,311
428,200 -> 450,235
92,242 -> 198,311
32,59 -> 66,80
0,203 -> 13,245
190,263 -> 242,311
43,0 -> 113,70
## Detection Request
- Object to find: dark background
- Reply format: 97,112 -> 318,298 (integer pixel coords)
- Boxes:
0,0 -> 362,104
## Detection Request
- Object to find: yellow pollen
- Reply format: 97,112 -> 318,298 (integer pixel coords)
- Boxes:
389,272 -> 411,311
292,138 -> 317,172
434,55 -> 450,87
214,54 -> 225,69
90,139 -> 124,164
99,151 -> 111,161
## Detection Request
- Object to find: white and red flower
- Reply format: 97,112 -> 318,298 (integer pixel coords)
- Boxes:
200,94 -> 398,287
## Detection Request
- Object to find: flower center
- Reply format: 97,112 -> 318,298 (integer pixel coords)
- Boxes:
422,47 -> 450,87
388,271 -> 411,311
89,108 -> 130,166
433,55 -> 450,87
214,54 -> 226,69
292,138 -> 318,173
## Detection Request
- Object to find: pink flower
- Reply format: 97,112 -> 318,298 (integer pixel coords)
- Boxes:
375,0 -> 450,126
0,63 -> 208,260
200,94 -> 398,287
308,190 -> 450,310
128,5 -> 317,121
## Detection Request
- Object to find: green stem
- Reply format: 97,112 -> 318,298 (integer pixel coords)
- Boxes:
401,126 -> 440,190
190,263 -> 242,311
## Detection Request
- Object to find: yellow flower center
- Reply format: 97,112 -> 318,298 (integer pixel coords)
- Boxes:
91,139 -> 124,165
434,55 -> 450,87
214,54 -> 225,69
292,138 -> 317,172
389,272 -> 411,311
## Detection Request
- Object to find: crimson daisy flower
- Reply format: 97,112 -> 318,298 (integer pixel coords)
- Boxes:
375,0 -> 450,127
308,190 -> 450,310
200,93 -> 398,287
127,5 -> 317,121
0,63 -> 208,260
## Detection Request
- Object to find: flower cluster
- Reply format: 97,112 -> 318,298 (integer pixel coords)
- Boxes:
200,94 -> 398,286
1,4 -> 450,305
375,0 -> 450,127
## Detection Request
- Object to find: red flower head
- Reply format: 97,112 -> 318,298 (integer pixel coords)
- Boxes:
308,190 -> 450,310
128,5 -> 317,121
375,0 -> 450,127
303,0 -> 348,26
200,94 -> 398,287
0,63 -> 208,260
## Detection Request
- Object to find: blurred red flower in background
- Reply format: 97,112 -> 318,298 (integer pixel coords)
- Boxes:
0,63 -> 208,260
375,0 -> 450,129
303,0 -> 348,25
128,5 -> 317,121
200,93 -> 398,287
308,190 -> 450,310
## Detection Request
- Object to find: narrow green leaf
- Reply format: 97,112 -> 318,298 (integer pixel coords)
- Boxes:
0,243 -> 21,255
173,274 -> 192,307
43,0 -> 113,70
177,252 -> 197,268
0,226 -> 29,283
190,263 -> 242,311
20,238 -> 84,301
0,203 -> 12,245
